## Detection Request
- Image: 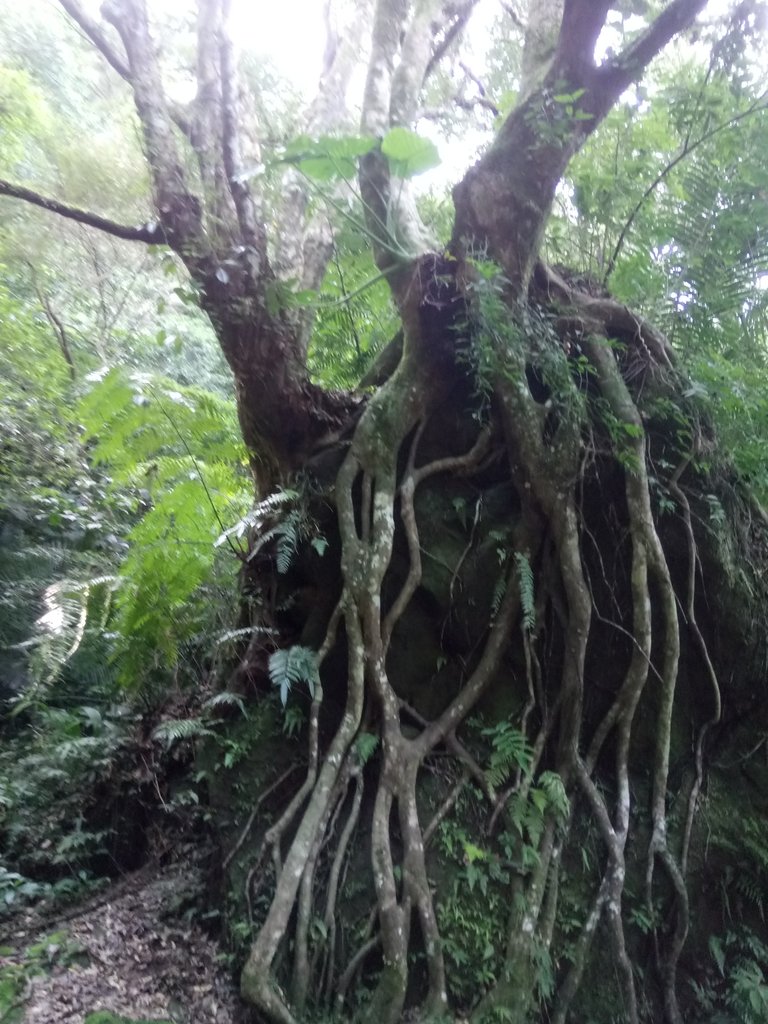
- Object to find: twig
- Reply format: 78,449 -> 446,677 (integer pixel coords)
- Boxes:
223,764 -> 300,870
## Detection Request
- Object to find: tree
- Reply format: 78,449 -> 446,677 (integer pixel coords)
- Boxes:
3,2 -> 768,1023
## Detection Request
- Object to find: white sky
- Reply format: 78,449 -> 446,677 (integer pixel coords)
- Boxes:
69,0 -> 748,97
216,0 -> 751,190
69,0 -> 756,191
229,0 -> 326,94
224,0 -> 741,93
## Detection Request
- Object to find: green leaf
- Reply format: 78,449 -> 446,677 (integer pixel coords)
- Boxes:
553,88 -> 586,104
354,731 -> 379,764
279,133 -> 376,181
381,127 -> 440,177
462,841 -> 486,863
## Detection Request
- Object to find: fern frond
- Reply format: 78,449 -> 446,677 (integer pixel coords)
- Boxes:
152,717 -> 214,748
514,552 -> 536,632
268,645 -> 320,705
482,722 -> 533,790
214,625 -> 277,645
203,691 -> 247,715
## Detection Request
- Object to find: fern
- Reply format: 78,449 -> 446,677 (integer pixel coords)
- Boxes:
214,625 -> 277,645
114,464 -> 249,685
482,722 -> 533,790
215,489 -> 298,550
514,552 -> 536,632
275,509 -> 303,574
78,368 -> 243,474
307,223 -> 398,390
152,717 -> 214,748
203,691 -> 247,715
536,771 -> 570,821
268,645 -> 320,706
354,731 -> 380,765
218,488 -> 315,575
75,368 -> 252,687
10,575 -> 120,709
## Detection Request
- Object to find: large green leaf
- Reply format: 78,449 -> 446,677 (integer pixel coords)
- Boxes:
381,127 -> 440,177
279,133 -> 376,181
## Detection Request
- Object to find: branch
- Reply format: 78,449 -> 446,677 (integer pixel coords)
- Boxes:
359,0 -> 414,276
451,0 -> 711,289
102,0 -> 204,252
220,0 -> 263,251
598,0 -> 710,104
27,264 -> 77,380
0,179 -> 163,243
57,0 -> 192,139
362,0 -> 409,136
424,0 -> 480,80
555,0 -> 611,76
273,1 -> 370,301
500,1 -> 524,31
308,0 -> 372,133
395,0 -> 480,124
57,0 -> 129,79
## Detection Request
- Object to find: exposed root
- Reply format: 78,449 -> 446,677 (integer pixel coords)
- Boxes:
236,279 -> 720,1024
668,455 -> 722,877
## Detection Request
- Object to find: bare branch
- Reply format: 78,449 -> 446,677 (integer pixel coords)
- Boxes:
500,0 -> 525,31
451,0 -> 711,289
308,0 -> 372,133
597,0 -> 710,106
0,179 -> 163,243
191,0 -> 228,209
423,0 -> 480,81
220,0 -> 265,253
359,0 -> 413,274
362,0 -> 410,136
102,0 -> 204,252
394,0 -> 480,124
57,0 -> 129,79
57,0 -> 192,139
518,0 -> 562,94
274,0 -> 370,314
361,0 -> 441,268
27,263 -> 77,380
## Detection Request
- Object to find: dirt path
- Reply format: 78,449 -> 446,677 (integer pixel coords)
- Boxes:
2,868 -> 243,1024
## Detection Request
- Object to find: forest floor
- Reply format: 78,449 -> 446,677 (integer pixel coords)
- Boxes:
0,864 -> 243,1024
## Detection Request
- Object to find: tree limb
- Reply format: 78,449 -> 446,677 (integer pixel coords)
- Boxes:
57,0 -> 192,139
0,179 -> 163,243
555,0 -> 611,77
598,0 -> 711,105
102,0 -> 205,253
57,0 -> 130,79
423,0 -> 480,80
451,0 -> 711,289
27,264 -> 77,380
220,0 -> 264,252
